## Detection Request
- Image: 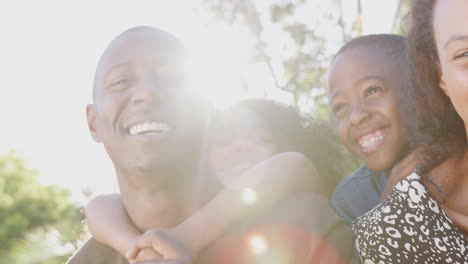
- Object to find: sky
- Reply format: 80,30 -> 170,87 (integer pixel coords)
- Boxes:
0,0 -> 399,205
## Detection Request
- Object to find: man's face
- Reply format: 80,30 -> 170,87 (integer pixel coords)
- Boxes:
328,46 -> 408,172
87,28 -> 207,178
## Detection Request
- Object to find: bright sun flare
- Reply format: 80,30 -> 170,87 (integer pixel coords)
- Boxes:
186,26 -> 260,109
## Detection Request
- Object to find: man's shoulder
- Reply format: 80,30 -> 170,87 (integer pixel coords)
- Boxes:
67,238 -> 128,264
270,193 -> 353,263
197,192 -> 351,264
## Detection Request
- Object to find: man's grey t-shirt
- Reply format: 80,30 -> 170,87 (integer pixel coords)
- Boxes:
330,165 -> 388,224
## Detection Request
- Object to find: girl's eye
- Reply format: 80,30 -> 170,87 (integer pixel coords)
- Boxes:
365,85 -> 383,97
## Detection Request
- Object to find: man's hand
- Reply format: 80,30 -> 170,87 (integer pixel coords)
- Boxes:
380,147 -> 425,201
126,229 -> 192,264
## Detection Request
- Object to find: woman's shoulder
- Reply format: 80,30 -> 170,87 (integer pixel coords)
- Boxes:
352,172 -> 467,263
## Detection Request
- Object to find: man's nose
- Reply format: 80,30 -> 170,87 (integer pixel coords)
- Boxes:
349,104 -> 371,127
130,77 -> 165,106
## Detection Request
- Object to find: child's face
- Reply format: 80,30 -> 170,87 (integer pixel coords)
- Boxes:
328,46 -> 408,172
209,107 -> 278,184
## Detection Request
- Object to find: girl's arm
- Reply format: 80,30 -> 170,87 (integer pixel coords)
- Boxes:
85,194 -> 142,255
86,194 -> 166,262
128,152 -> 321,259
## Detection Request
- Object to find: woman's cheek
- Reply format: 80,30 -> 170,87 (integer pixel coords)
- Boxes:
444,69 -> 468,120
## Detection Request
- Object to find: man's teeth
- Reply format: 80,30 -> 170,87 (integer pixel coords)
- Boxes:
129,122 -> 171,136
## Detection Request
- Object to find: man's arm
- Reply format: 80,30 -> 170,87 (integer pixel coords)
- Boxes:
196,192 -> 354,264
85,194 -> 142,255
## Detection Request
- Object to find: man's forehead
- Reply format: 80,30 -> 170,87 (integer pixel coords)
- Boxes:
98,27 -> 185,72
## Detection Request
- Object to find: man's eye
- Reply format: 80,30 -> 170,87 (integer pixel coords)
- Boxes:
110,79 -> 130,86
108,79 -> 132,90
365,86 -> 383,97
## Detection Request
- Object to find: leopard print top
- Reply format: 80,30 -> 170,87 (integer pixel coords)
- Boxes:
352,173 -> 467,264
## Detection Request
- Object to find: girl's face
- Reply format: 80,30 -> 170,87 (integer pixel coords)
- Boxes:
209,107 -> 278,184
328,46 -> 408,172
434,0 -> 468,134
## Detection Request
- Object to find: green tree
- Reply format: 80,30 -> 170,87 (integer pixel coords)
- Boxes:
0,153 -> 85,264
391,0 -> 411,34
201,0 -> 365,173
201,0 -> 362,118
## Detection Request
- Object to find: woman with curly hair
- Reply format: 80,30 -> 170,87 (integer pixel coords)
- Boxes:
352,0 -> 468,263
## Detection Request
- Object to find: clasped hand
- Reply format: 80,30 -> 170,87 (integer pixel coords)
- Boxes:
125,229 -> 192,264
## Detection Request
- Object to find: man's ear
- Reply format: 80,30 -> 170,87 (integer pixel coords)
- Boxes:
86,104 -> 102,142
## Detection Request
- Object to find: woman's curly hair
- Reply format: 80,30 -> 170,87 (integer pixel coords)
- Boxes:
403,0 -> 467,174
212,99 -> 346,197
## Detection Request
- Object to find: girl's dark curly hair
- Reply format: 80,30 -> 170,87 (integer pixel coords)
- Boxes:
404,0 -> 467,173
212,99 -> 346,197
333,34 -> 408,66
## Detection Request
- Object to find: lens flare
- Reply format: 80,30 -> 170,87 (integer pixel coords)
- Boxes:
241,188 -> 257,205
248,234 -> 268,255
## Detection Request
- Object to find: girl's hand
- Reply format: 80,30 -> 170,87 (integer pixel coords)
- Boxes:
129,247 -> 163,263
380,147 -> 425,201
126,229 -> 192,264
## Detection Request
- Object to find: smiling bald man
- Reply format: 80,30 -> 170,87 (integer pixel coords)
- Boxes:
67,27 -> 354,264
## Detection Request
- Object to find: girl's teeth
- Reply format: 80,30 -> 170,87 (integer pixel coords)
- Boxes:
359,135 -> 383,149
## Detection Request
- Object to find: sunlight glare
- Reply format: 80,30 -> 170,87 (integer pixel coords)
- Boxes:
248,234 -> 268,255
186,25 -> 255,109
241,188 -> 258,205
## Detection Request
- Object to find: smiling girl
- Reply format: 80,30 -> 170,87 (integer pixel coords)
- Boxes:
350,1 -> 468,262
329,34 -> 413,224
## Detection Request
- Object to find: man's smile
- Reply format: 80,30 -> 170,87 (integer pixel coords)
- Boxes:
127,121 -> 173,136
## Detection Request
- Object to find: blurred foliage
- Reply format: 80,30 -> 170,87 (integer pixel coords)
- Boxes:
0,2 -> 409,262
392,0 -> 411,34
201,0 -> 406,114
0,153 -> 86,264
202,0 -> 407,174
201,0 -> 365,119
